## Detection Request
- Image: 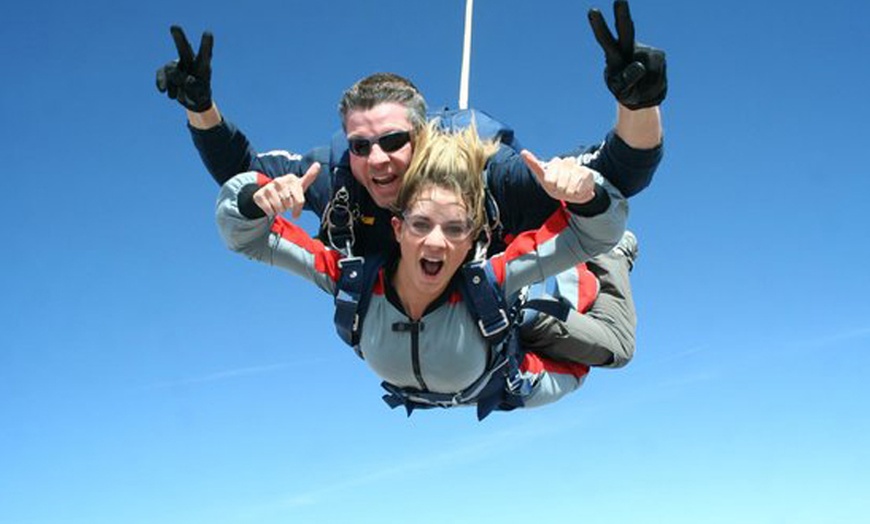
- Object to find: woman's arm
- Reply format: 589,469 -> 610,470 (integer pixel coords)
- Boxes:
216,171 -> 342,295
489,161 -> 627,297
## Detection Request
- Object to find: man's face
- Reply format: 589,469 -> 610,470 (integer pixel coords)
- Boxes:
345,102 -> 414,209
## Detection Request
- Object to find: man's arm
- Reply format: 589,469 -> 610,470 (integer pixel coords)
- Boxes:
615,104 -> 662,150
156,25 -> 334,215
156,25 -> 257,182
186,104 -> 222,130
561,0 -> 668,197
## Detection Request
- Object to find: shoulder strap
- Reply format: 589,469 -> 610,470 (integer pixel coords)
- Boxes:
333,253 -> 385,357
458,260 -> 511,345
479,166 -> 504,251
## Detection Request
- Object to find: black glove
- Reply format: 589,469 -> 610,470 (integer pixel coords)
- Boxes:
155,25 -> 214,112
588,1 -> 667,110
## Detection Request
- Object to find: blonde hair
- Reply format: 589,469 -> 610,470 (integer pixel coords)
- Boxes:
395,121 -> 499,234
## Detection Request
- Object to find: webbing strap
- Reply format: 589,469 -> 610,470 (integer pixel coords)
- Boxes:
333,255 -> 366,354
381,351 -> 518,420
459,260 -> 510,344
522,297 -> 573,323
379,293 -> 573,420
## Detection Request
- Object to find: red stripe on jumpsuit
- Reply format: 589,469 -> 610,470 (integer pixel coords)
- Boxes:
490,206 -> 598,312
489,205 -> 595,378
489,206 -> 572,285
269,218 -> 342,282
521,353 -> 590,379
255,172 -> 344,283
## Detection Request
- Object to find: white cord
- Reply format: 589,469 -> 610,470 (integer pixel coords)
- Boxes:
459,0 -> 474,110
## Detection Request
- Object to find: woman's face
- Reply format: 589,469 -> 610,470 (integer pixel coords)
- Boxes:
391,184 -> 475,299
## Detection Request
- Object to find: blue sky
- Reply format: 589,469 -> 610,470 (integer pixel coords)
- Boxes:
2,0 -> 869,522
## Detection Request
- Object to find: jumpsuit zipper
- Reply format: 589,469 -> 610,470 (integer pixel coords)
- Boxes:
392,320 -> 427,390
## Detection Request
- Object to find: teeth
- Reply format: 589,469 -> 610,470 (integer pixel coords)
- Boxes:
372,175 -> 398,186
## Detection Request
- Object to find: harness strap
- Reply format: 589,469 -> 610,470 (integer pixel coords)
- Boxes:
381,345 -> 517,419
522,297 -> 573,323
333,255 -> 366,355
459,260 -> 511,344
333,253 -> 386,358
481,168 -> 504,247
379,293 -> 574,419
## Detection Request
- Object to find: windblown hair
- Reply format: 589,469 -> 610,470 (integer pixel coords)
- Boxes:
395,121 -> 499,234
338,72 -> 428,133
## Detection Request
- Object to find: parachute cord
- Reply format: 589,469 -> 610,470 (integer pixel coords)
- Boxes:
459,0 -> 474,110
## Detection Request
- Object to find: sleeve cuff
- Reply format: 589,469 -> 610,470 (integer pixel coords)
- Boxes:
237,183 -> 267,219
566,185 -> 611,217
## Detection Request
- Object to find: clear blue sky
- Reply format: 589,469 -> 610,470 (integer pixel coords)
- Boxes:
2,0 -> 869,522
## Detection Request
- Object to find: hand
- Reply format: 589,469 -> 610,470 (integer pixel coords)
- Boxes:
521,150 -> 596,205
588,0 -> 667,110
155,26 -> 214,112
253,163 -> 321,218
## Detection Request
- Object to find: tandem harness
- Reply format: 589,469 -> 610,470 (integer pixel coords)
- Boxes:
325,108 -> 570,420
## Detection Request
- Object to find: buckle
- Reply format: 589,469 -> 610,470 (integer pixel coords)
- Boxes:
477,309 -> 509,338
324,186 -> 356,253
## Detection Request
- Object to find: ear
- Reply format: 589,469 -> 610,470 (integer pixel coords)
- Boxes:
391,216 -> 403,242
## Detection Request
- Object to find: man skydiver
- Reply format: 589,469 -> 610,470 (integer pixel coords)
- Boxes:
157,0 -> 667,369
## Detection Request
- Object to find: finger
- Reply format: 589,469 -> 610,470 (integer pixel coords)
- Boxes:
566,172 -> 593,204
556,170 -> 572,195
299,162 -> 321,191
619,61 -> 646,92
155,66 -> 168,92
588,9 -> 622,65
194,31 -> 214,77
289,165 -> 320,219
578,174 -> 595,202
170,25 -> 195,69
286,182 -> 306,220
253,191 -> 277,217
613,0 -> 636,59
520,150 -> 547,182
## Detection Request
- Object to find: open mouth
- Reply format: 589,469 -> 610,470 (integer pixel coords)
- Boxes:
420,258 -> 444,277
372,174 -> 399,187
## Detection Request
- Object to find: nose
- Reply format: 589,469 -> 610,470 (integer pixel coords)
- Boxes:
367,143 -> 390,166
421,225 -> 449,248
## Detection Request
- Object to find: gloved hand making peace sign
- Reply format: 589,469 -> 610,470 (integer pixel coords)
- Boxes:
588,0 -> 667,110
155,26 -> 214,112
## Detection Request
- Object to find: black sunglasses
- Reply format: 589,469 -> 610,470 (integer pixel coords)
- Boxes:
347,131 -> 412,157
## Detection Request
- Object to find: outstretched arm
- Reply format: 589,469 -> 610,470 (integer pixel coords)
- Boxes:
589,0 -> 666,149
216,168 -> 340,294
490,151 -> 627,297
541,0 -> 665,198
156,24 -> 333,210
156,25 -> 253,181
615,104 -> 661,150
186,105 -> 222,130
